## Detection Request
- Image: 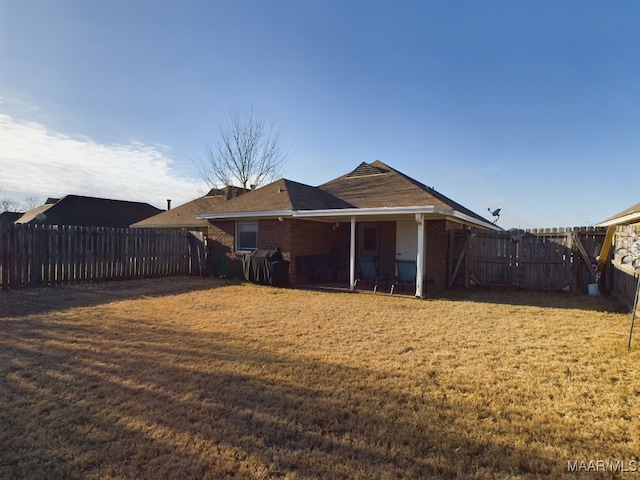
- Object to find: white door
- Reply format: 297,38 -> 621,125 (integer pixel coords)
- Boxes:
396,221 -> 418,272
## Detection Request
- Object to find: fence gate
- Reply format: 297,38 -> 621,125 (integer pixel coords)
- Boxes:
448,227 -> 606,292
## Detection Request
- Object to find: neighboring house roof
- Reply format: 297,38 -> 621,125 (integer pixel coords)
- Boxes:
597,202 -> 640,227
131,186 -> 245,229
198,160 -> 499,230
13,203 -> 55,224
15,195 -> 163,228
0,211 -> 24,224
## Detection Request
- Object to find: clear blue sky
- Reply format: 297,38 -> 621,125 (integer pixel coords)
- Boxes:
1,0 -> 638,229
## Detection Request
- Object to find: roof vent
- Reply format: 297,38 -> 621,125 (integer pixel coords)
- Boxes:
345,162 -> 388,178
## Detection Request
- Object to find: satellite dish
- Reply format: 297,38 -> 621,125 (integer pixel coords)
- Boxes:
35,213 -> 47,222
487,208 -> 501,224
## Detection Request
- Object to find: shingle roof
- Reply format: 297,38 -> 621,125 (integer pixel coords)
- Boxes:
13,204 -> 56,224
320,161 -> 493,224
320,161 -> 438,209
16,195 -> 162,228
0,211 -> 24,224
131,187 -> 245,228
201,179 -> 351,215
198,161 -> 495,228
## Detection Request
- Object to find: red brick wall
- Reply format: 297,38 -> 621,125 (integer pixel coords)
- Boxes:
424,219 -> 466,291
425,220 -> 447,290
258,219 -> 290,254
207,218 -> 338,284
207,220 -> 244,278
289,220 -> 338,284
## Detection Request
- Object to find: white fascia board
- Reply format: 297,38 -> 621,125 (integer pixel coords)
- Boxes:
295,206 -> 500,230
197,205 -> 500,230
293,206 -> 445,218
196,210 -> 293,220
596,212 -> 640,227
450,210 -> 502,231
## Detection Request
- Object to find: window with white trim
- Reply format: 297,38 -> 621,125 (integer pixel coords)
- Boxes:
236,221 -> 258,252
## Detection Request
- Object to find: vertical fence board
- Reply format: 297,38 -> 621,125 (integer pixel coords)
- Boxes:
0,224 -> 201,290
449,227 -> 607,292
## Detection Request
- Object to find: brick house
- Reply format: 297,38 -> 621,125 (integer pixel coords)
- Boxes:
198,161 -> 500,295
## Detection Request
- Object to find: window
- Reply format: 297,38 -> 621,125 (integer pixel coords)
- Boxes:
358,222 -> 379,257
236,221 -> 258,252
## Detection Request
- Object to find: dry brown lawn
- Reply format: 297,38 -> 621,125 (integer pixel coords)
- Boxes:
1,277 -> 639,479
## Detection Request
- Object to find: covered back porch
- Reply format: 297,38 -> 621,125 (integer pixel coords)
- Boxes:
289,207 -> 482,297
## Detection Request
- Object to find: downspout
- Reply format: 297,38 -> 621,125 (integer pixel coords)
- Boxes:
415,213 -> 425,298
349,216 -> 356,291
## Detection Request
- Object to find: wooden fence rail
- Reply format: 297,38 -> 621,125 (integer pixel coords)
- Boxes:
0,223 -> 205,290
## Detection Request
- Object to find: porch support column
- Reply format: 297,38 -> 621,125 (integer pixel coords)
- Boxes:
415,213 -> 425,298
349,216 -> 356,291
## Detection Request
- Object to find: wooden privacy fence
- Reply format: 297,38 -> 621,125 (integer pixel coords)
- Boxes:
0,223 -> 206,290
448,227 -> 607,292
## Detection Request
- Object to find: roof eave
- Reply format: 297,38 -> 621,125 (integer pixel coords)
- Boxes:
449,211 -> 502,231
197,210 -> 294,220
293,206 -> 438,218
596,212 -> 640,227
198,205 -> 500,230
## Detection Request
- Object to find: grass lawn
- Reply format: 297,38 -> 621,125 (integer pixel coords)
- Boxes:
1,277 -> 639,479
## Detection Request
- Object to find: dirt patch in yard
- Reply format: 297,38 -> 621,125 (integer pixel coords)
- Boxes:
1,277 -> 638,479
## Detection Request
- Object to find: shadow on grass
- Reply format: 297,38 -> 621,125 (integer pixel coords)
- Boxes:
0,276 -> 234,319
296,281 -> 628,313
429,288 -> 629,313
0,316 -> 563,479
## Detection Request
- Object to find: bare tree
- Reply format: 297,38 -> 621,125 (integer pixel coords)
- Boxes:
199,107 -> 289,192
0,195 -> 41,213
22,196 -> 41,210
0,197 -> 21,213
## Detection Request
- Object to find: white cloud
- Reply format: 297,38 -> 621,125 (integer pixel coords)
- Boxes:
0,113 -> 206,209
